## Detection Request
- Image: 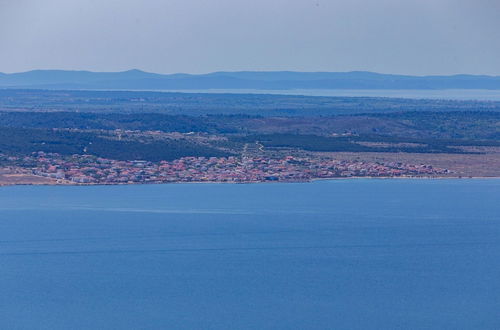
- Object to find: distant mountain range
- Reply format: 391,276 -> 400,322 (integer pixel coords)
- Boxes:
1,69 -> 500,90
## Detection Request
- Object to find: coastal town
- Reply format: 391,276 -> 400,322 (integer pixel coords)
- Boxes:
0,152 -> 450,185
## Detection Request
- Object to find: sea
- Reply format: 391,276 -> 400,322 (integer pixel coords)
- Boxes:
1,179 -> 499,329
156,89 -> 500,101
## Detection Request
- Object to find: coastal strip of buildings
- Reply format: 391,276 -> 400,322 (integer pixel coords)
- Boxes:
1,152 -> 450,184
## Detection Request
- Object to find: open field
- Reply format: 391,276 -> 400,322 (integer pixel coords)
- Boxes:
319,147 -> 500,177
0,171 -> 59,186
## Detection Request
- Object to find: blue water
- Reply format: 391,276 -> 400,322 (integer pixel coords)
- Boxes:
156,89 -> 500,101
1,179 -> 499,329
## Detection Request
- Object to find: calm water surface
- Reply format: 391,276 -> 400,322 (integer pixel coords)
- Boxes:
1,179 -> 499,329
156,89 -> 500,101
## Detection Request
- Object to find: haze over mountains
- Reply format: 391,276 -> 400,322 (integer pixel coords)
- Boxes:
1,70 -> 500,90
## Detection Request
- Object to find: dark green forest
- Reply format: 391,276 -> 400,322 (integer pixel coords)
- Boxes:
1,111 -> 498,140
0,127 -> 229,161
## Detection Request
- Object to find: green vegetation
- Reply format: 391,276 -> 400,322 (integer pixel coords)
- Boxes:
1,89 -> 500,116
1,111 -> 498,141
372,111 -> 500,140
234,133 -> 500,154
0,112 -> 227,133
0,127 -> 230,161
0,91 -> 499,161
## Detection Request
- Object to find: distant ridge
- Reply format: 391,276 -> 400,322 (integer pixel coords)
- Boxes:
1,69 -> 500,90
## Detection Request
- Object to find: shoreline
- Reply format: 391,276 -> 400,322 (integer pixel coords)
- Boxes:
2,175 -> 500,188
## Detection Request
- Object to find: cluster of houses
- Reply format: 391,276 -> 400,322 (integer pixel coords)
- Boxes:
0,152 -> 450,184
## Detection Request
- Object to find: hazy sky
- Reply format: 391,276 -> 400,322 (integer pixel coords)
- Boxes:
1,0 -> 499,75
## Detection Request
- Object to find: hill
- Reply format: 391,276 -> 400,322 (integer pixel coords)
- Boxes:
2,70 -> 500,90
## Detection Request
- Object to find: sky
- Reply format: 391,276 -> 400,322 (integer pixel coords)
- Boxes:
1,0 -> 499,75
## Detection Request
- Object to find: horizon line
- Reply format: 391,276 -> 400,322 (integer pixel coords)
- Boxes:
1,69 -> 500,78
